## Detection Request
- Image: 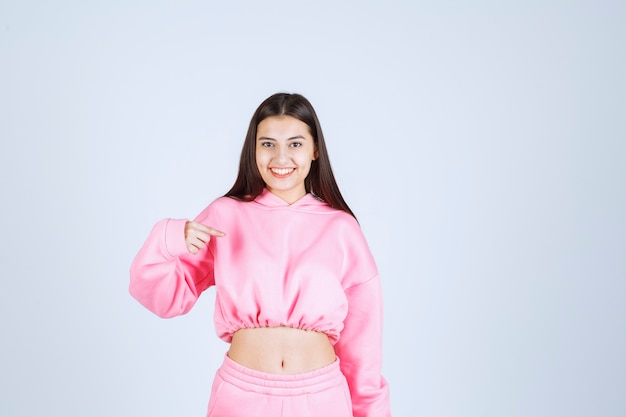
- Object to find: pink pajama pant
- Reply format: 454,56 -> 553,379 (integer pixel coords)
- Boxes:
206,355 -> 353,417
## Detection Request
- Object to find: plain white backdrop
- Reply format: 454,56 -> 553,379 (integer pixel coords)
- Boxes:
1,1 -> 625,416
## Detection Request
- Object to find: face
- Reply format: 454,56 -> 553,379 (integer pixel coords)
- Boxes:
256,115 -> 318,204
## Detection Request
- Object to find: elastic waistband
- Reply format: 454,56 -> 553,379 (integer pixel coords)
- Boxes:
217,354 -> 344,396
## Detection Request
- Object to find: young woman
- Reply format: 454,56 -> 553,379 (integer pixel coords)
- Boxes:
129,93 -> 391,417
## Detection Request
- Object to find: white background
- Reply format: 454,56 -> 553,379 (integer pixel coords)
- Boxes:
1,1 -> 625,416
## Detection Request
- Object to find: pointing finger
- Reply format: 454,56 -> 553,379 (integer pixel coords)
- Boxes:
190,222 -> 226,237
205,227 -> 226,237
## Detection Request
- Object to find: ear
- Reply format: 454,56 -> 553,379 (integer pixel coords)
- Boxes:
313,145 -> 319,161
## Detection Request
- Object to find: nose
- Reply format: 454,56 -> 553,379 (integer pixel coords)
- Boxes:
276,145 -> 289,164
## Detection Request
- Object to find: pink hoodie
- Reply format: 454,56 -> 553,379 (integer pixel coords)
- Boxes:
129,189 -> 391,417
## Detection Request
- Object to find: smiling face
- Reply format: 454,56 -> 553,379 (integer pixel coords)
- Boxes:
255,115 -> 318,204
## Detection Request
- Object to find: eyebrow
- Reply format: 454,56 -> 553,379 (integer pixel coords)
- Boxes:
257,135 -> 307,141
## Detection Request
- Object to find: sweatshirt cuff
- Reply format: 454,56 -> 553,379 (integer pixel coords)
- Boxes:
164,218 -> 189,258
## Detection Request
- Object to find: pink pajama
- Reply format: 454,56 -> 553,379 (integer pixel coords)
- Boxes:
206,355 -> 353,417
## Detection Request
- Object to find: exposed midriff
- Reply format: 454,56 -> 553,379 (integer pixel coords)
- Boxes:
227,326 -> 336,374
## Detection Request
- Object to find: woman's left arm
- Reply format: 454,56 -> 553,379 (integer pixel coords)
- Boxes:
334,274 -> 392,417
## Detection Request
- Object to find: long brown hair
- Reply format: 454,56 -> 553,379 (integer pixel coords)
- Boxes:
225,93 -> 356,219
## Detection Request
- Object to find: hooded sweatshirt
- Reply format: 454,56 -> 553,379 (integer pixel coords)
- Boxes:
129,188 -> 391,417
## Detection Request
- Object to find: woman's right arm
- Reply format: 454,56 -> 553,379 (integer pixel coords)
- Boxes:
129,217 -> 223,318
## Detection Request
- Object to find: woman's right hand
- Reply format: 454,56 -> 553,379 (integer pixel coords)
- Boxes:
184,221 -> 225,254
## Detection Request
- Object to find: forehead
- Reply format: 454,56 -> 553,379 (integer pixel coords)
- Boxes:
256,115 -> 312,139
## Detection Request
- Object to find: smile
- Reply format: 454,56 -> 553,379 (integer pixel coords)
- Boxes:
271,168 -> 295,177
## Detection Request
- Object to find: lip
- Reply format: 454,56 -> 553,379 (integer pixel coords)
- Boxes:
270,167 -> 295,178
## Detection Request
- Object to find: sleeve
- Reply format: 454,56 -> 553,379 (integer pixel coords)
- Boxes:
334,274 -> 392,417
128,216 -> 215,318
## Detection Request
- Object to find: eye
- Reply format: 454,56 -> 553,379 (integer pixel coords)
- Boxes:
260,141 -> 274,148
290,142 -> 302,148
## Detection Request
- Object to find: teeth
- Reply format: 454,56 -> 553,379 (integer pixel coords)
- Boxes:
271,168 -> 294,175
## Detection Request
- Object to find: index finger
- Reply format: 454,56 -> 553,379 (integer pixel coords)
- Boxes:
194,222 -> 226,237
206,226 -> 226,237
